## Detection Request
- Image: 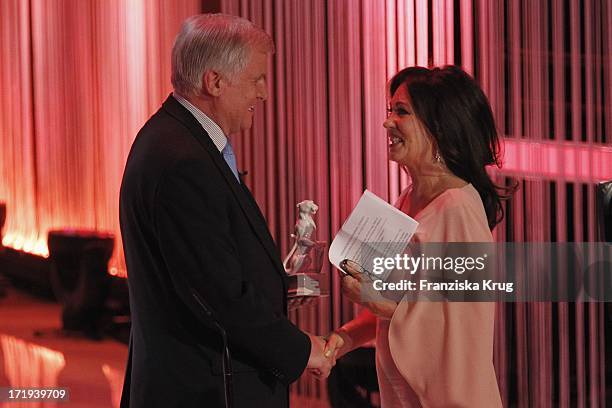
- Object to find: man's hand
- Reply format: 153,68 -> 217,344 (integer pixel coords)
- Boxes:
306,334 -> 333,379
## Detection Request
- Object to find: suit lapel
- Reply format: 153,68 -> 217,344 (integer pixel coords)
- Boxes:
238,181 -> 286,272
161,95 -> 286,279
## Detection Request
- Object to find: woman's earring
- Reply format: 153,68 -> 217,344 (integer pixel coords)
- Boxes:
433,151 -> 442,164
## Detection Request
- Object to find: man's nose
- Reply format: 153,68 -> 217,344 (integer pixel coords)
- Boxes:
383,117 -> 394,129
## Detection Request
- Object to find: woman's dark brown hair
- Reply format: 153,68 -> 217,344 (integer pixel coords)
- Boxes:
389,65 -> 514,229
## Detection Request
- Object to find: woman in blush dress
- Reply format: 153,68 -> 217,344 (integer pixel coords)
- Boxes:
323,66 -> 514,407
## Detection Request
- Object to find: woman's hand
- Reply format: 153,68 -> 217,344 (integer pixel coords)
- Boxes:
308,329 -> 352,381
323,330 -> 351,364
340,260 -> 398,319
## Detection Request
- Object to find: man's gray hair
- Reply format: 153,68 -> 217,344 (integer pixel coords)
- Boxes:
171,13 -> 274,96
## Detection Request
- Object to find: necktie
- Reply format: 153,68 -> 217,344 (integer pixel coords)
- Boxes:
222,142 -> 240,182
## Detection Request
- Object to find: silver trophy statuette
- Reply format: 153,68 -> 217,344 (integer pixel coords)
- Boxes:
283,200 -> 319,274
283,200 -> 328,309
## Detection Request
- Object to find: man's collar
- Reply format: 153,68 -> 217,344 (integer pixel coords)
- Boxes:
172,92 -> 227,152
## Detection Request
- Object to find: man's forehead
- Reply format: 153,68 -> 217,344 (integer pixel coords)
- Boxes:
246,49 -> 268,65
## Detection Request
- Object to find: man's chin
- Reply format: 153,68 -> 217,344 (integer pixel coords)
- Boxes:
241,120 -> 254,132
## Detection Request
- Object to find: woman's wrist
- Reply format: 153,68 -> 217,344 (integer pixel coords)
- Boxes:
329,327 -> 353,358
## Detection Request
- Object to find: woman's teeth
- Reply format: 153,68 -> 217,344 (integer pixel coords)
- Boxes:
389,135 -> 403,146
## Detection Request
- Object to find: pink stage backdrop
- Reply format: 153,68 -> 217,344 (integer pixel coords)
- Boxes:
1,0 -> 610,406
0,0 -> 201,273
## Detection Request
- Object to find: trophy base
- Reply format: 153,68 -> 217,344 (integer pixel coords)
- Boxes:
287,273 -> 329,298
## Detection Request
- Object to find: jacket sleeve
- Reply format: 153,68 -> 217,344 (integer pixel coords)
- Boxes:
153,159 -> 310,385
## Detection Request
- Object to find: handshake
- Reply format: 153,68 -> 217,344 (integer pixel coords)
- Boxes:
305,331 -> 351,379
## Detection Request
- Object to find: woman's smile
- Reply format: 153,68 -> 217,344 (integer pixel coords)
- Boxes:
388,132 -> 404,148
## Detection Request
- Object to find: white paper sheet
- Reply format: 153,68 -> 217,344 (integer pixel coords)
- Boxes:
329,190 -> 419,280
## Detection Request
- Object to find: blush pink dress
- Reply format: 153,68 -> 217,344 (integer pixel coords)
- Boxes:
375,184 -> 502,407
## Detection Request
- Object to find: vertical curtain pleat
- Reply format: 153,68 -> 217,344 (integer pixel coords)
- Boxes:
459,0 -> 474,75
326,0 -> 367,327
0,0 -> 38,253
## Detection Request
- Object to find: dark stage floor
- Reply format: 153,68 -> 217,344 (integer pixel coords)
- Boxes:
0,286 -> 127,408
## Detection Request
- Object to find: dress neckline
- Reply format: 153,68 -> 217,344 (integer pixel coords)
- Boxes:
401,183 -> 472,220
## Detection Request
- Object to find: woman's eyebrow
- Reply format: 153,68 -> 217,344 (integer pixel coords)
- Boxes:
392,101 -> 410,108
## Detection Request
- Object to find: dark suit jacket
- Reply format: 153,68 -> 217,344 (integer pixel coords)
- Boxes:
119,95 -> 311,407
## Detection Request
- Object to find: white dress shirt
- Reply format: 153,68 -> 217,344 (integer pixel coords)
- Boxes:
173,92 -> 227,153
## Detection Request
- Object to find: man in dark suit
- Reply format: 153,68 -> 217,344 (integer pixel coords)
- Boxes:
119,14 -> 331,407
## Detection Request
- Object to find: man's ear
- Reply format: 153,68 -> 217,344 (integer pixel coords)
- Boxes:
201,70 -> 224,97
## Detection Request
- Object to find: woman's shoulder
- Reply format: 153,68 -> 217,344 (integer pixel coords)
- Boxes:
423,183 -> 483,212
395,183 -> 482,218
417,184 -> 492,242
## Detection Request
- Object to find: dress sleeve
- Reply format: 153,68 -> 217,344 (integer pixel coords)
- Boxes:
387,193 -> 503,407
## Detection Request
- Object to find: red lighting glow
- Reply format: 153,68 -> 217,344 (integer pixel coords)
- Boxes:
1,335 -> 66,390
498,138 -> 612,183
